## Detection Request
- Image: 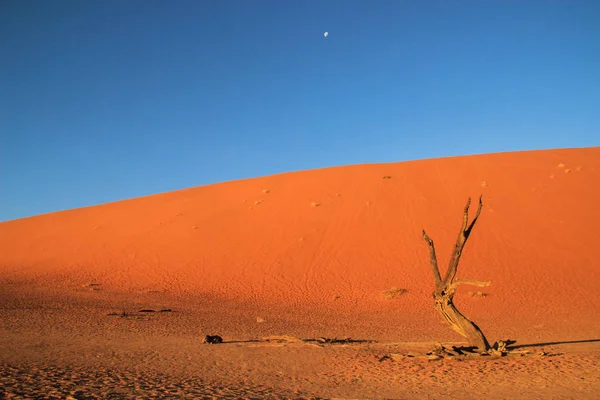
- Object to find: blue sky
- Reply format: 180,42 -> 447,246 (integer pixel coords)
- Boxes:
1,0 -> 599,222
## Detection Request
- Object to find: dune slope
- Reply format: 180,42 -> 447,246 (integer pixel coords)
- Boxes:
1,147 -> 599,343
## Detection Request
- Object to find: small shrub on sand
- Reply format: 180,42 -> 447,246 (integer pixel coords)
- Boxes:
382,287 -> 407,300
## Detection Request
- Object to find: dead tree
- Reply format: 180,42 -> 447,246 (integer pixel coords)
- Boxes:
422,196 -> 491,352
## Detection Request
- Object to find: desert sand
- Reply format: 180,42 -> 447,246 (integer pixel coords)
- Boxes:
1,147 -> 599,399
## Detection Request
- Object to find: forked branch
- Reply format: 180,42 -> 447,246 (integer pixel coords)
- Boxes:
422,230 -> 441,288
443,196 -> 483,286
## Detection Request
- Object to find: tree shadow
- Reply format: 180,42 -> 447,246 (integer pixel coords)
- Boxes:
221,338 -> 373,345
223,339 -> 262,344
304,338 -> 374,344
508,339 -> 600,350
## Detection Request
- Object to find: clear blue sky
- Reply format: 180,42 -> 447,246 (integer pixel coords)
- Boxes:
1,0 -> 599,222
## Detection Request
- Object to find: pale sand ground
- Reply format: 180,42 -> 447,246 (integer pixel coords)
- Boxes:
1,147 -> 600,398
2,286 -> 599,399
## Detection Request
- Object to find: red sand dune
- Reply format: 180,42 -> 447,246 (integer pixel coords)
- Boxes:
2,147 -> 599,341
2,147 -> 600,398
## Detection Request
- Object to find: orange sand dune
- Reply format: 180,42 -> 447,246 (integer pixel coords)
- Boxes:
1,147 -> 600,344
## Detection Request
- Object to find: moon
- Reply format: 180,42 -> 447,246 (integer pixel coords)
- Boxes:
324,31 -> 329,38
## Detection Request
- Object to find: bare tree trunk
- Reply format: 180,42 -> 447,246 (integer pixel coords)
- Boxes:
422,196 -> 491,352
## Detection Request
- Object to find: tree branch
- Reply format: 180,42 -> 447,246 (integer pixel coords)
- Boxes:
465,195 -> 483,237
422,230 -> 442,289
453,279 -> 491,288
447,279 -> 491,295
442,196 -> 483,286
